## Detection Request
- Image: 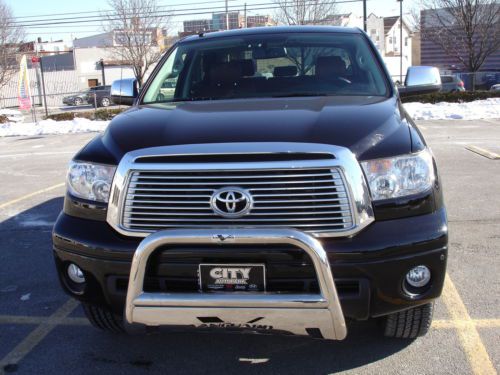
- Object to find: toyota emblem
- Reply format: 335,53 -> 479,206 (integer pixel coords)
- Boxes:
211,187 -> 253,218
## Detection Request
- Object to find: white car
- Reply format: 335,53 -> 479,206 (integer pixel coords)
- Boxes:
0,109 -> 24,123
490,84 -> 500,91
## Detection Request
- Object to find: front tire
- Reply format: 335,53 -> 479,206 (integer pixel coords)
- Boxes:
82,303 -> 124,333
383,302 -> 434,339
74,97 -> 83,106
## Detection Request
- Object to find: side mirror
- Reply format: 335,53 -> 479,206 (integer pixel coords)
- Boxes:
111,78 -> 138,106
398,66 -> 441,98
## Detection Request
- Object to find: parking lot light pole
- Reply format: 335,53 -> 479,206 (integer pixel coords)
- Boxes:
398,0 -> 403,83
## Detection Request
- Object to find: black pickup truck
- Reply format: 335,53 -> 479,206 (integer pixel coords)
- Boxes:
53,26 -> 447,340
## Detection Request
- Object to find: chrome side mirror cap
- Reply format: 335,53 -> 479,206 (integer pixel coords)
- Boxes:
399,66 -> 442,98
111,78 -> 139,106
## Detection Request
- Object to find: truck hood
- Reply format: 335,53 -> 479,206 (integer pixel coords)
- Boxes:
89,96 -> 412,164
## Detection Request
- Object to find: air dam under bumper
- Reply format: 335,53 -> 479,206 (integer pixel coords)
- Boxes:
125,228 -> 347,340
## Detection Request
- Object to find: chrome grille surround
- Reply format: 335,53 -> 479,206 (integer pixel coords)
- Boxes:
107,143 -> 375,238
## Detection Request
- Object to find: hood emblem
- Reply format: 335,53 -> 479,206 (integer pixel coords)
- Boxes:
211,187 -> 253,218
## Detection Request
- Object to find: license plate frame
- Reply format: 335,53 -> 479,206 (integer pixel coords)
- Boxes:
198,263 -> 266,292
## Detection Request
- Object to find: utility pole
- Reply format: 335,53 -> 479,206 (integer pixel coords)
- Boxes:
398,0 -> 403,83
225,0 -> 229,30
39,57 -> 48,118
363,0 -> 367,32
31,55 -> 48,118
99,59 -> 106,86
244,3 -> 247,28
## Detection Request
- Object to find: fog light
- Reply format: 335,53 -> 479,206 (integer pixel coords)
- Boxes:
406,265 -> 431,288
67,264 -> 85,284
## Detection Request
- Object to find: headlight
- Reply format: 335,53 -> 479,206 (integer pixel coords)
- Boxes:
361,149 -> 434,201
67,161 -> 116,203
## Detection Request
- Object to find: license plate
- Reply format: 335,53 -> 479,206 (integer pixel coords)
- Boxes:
198,264 -> 266,292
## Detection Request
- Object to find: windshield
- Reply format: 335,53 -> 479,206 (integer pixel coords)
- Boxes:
143,32 -> 389,104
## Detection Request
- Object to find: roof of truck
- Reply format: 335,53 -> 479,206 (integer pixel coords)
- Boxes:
180,25 -> 363,43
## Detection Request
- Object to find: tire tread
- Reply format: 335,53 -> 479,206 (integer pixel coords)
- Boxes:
82,303 -> 124,333
384,302 -> 434,339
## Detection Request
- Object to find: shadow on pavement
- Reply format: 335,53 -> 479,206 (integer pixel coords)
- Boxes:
1,198 -> 413,374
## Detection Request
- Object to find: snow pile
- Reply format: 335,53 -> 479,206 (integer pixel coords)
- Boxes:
404,98 -> 500,121
0,118 -> 109,137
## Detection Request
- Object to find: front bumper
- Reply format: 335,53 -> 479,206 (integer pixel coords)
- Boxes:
53,207 -> 448,327
125,229 -> 346,339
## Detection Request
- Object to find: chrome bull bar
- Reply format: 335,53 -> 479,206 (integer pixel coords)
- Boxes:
125,228 -> 347,340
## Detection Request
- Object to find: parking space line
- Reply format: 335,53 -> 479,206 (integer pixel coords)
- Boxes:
0,278 -> 497,374
0,151 -> 74,159
0,183 -> 65,210
465,145 -> 500,160
441,275 -> 497,375
433,319 -> 500,329
0,315 -> 89,326
0,299 -> 79,375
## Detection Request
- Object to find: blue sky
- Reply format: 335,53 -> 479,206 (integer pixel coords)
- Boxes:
6,0 -> 418,41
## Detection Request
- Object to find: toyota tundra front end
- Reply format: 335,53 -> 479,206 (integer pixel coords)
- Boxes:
53,26 -> 447,340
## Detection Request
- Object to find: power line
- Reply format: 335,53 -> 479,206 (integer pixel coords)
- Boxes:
10,0 -> 239,25
10,0 -> 361,28
10,0 -> 237,20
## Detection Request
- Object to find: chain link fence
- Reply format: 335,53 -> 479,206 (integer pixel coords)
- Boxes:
0,53 -> 127,123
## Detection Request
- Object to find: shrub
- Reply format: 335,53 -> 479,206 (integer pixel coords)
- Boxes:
45,108 -> 126,121
402,90 -> 500,104
0,115 -> 8,124
93,108 -> 125,121
45,112 -> 78,121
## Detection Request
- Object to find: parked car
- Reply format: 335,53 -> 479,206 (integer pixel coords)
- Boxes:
0,109 -> 24,123
440,75 -> 465,92
86,85 -> 112,108
490,84 -> 500,91
62,91 -> 89,106
54,26 -> 447,341
484,73 -> 500,90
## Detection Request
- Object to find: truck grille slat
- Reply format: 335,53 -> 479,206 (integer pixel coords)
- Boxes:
124,222 -> 352,228
121,167 -> 355,234
133,172 -> 338,180
129,178 -> 341,187
125,210 -> 351,217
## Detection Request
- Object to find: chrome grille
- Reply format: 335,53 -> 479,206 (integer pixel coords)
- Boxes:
122,168 -> 354,235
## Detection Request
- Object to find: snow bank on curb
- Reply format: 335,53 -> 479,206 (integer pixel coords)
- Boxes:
0,118 -> 109,137
404,98 -> 500,121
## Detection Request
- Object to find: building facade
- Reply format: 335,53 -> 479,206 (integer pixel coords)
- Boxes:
182,13 -> 275,35
183,19 -> 212,33
420,8 -> 500,72
70,28 -> 172,90
328,13 -> 413,81
246,15 -> 277,28
20,38 -> 73,56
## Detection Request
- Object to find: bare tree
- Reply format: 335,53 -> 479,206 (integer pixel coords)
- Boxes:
414,0 -> 500,75
272,1 -> 338,74
0,1 -> 24,93
104,0 -> 171,86
273,0 -> 338,26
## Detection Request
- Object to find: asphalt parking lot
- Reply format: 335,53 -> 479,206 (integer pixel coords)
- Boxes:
0,119 -> 499,375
